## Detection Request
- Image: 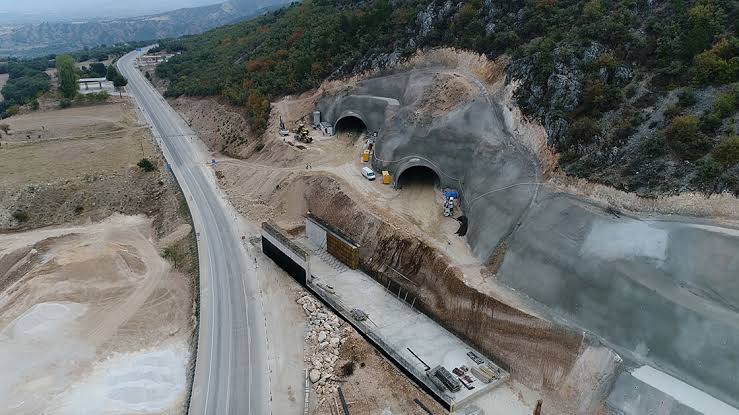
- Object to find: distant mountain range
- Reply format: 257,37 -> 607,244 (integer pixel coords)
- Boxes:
0,0 -> 292,57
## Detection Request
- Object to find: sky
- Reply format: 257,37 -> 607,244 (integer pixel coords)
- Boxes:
0,0 -> 222,23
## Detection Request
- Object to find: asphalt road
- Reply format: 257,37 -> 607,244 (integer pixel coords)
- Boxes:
118,50 -> 271,415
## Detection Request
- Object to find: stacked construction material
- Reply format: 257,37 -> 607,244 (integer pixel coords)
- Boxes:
470,363 -> 500,384
430,366 -> 461,392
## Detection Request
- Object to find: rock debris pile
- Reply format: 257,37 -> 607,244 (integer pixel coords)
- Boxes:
297,293 -> 351,397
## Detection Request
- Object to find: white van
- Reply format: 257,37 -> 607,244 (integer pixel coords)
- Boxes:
361,167 -> 376,180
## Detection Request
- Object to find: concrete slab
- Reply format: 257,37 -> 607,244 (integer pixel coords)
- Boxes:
298,237 -> 510,412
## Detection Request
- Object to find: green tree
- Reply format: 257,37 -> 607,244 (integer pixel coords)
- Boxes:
56,55 -> 78,99
106,64 -> 119,81
89,62 -> 106,78
113,75 -> 127,97
682,2 -> 725,58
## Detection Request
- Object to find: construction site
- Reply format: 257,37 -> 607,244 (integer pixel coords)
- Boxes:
0,98 -> 197,415
171,48 -> 739,415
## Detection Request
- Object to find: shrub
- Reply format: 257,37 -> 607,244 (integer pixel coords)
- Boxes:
59,98 -> 71,108
634,93 -> 658,108
692,37 -> 739,85
4,105 -> 19,116
340,361 -> 355,376
664,115 -> 711,160
162,246 -> 184,268
694,157 -> 723,185
677,88 -> 697,107
624,84 -> 637,99
639,134 -> 668,158
699,111 -> 723,133
567,117 -> 600,145
75,91 -> 109,105
712,88 -> 738,118
664,104 -> 683,119
12,210 -> 29,223
30,99 -> 39,110
137,158 -> 156,172
255,142 -> 265,152
713,135 -> 739,167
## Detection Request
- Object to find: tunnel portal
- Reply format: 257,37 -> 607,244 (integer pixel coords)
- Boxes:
334,115 -> 367,133
396,165 -> 441,189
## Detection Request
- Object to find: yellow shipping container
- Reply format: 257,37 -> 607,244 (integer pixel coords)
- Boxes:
382,170 -> 391,184
361,149 -> 370,162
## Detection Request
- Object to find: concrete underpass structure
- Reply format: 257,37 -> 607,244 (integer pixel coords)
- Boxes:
315,68 -> 739,413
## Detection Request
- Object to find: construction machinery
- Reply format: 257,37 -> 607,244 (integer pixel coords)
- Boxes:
443,190 -> 458,217
294,123 -> 312,143
279,116 -> 290,136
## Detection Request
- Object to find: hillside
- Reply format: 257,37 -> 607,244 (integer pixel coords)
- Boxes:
0,0 -> 291,57
155,0 -> 739,196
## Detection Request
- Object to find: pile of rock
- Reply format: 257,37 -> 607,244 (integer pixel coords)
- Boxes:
297,292 -> 351,396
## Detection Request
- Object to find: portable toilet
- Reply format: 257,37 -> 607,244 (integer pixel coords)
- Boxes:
382,171 -> 391,184
312,111 -> 321,127
361,149 -> 370,162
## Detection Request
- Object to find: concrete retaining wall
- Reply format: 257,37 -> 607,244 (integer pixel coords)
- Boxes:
306,217 -> 327,249
301,175 -> 620,414
306,213 -> 360,270
261,221 -> 310,285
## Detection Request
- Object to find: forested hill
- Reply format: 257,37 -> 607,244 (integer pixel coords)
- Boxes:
156,0 -> 739,196
0,0 -> 291,57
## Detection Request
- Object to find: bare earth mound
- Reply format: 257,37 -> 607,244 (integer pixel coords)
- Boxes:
0,215 -> 193,415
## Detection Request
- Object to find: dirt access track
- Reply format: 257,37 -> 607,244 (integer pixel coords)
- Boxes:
315,52 -> 739,410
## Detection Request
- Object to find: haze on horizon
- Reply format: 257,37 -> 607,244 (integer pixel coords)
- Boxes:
0,0 -> 222,23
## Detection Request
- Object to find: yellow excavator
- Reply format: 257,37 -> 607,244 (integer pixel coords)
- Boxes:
294,123 -> 312,143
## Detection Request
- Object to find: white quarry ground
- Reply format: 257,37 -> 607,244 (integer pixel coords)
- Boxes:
52,341 -> 189,415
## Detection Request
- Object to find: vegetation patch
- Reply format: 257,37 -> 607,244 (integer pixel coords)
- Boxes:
151,0 -> 738,195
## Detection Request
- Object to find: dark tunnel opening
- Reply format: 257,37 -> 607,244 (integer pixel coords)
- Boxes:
397,165 -> 440,189
334,115 -> 367,134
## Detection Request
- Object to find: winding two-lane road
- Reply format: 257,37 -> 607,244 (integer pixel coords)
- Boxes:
118,50 -> 271,415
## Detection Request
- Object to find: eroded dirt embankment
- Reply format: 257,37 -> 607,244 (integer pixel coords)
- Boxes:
300,175 -> 619,414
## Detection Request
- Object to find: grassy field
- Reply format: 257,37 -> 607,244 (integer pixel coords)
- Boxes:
0,102 -> 153,187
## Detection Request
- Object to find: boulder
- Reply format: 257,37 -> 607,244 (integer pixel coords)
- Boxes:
546,73 -> 582,113
304,302 -> 316,313
318,331 -> 327,342
309,369 -> 321,383
545,115 -> 570,145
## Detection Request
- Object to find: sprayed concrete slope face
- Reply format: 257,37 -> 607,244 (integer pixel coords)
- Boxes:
317,68 -> 739,409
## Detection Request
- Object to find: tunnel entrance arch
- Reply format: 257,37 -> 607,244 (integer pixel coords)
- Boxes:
396,165 -> 441,190
334,113 -> 368,134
